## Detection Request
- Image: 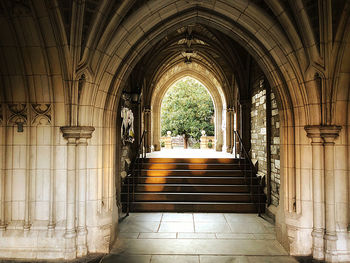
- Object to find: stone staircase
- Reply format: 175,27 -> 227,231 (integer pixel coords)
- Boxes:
121,158 -> 265,213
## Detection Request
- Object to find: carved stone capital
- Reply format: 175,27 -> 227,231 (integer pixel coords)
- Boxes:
304,125 -> 323,143
320,126 -> 341,143
144,106 -> 151,113
60,126 -> 95,140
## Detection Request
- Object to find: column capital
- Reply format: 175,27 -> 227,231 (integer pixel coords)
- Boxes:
60,126 -> 95,140
144,106 -> 151,113
304,125 -> 323,143
319,125 -> 341,142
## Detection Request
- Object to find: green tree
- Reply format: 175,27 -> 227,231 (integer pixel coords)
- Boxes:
161,77 -> 214,146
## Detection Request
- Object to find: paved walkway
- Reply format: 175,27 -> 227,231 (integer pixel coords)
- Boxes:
146,149 -> 236,159
100,213 -> 298,263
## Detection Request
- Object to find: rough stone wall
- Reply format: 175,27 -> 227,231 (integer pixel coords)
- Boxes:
250,77 -> 280,206
251,79 -> 267,177
270,91 -> 280,206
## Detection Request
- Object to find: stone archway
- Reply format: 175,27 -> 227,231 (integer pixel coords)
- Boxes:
148,62 -> 228,152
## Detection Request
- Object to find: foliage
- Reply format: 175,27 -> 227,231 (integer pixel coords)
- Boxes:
161,77 -> 214,140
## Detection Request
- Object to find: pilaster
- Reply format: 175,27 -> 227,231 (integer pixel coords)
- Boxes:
320,125 -> 341,262
305,125 -> 325,260
60,126 -> 94,260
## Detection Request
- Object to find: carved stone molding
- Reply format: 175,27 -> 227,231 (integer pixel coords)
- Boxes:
305,125 -> 342,143
60,126 -> 95,139
31,104 -> 51,125
7,104 -> 27,125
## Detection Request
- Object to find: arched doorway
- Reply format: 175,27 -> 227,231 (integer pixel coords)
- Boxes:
159,77 -> 216,150
150,70 -> 228,153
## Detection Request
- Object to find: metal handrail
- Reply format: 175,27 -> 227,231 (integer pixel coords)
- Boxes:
126,130 -> 146,216
234,130 -> 262,216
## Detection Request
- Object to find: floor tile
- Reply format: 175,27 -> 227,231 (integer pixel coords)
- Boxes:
119,221 -> 160,233
195,222 -> 231,233
117,232 -> 140,239
103,213 -> 292,263
216,233 -> 255,239
158,222 -> 194,232
253,233 -> 276,240
224,214 -> 261,223
200,255 -> 250,263
227,222 -> 270,234
247,256 -> 299,262
138,232 -> 177,239
178,232 -> 216,239
121,239 -> 288,255
125,213 -> 163,222
193,213 -> 226,222
101,254 -> 151,263
162,213 -> 193,222
151,255 -> 199,263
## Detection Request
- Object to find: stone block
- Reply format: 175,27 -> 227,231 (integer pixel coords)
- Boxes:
273,137 -> 280,144
275,159 -> 280,169
260,96 -> 265,104
272,109 -> 278,116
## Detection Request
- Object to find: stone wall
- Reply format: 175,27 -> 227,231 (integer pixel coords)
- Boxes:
250,77 -> 280,207
251,80 -> 267,177
270,92 -> 280,206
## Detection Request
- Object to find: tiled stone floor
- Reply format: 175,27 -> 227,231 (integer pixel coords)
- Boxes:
100,213 -> 299,263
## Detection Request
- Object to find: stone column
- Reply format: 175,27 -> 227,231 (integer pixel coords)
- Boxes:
76,136 -> 88,257
144,107 -> 151,152
0,123 -> 5,231
305,125 -> 325,260
235,108 -> 241,157
60,126 -> 94,260
320,126 -> 341,262
215,107 -> 223,151
225,108 -> 234,153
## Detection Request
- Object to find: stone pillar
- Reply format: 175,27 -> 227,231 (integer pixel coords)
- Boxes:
60,126 -> 94,260
215,107 -> 223,151
320,126 -> 341,262
225,108 -> 234,153
0,124 -> 5,231
144,107 -> 152,152
305,126 -> 325,260
200,134 -> 209,149
235,108 -> 241,157
77,137 -> 88,257
164,131 -> 172,149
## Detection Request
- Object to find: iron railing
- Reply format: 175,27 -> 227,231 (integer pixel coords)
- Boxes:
234,130 -> 263,216
126,130 -> 146,216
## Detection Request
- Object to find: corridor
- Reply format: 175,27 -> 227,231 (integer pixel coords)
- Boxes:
100,213 -> 298,263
